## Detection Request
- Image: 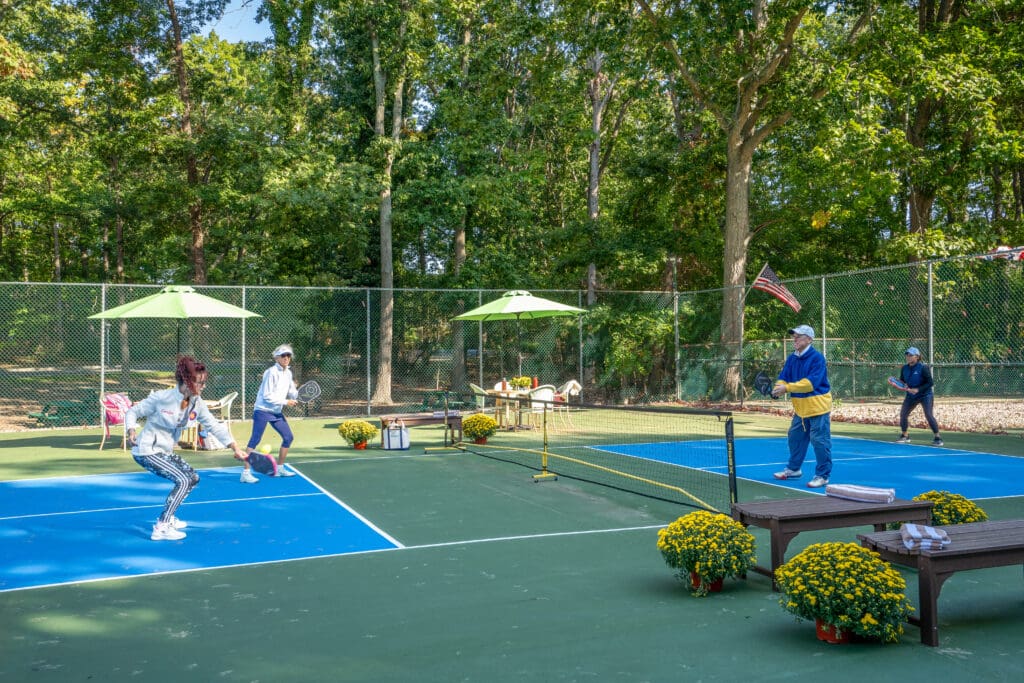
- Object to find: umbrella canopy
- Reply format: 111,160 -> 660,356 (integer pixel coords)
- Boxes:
452,290 -> 586,322
453,290 -> 586,375
90,285 -> 260,320
89,285 -> 261,355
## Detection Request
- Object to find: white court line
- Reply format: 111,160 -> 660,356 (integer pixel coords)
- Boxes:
0,492 -> 323,522
0,522 -> 669,594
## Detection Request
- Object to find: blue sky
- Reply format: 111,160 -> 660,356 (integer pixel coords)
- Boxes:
203,0 -> 271,43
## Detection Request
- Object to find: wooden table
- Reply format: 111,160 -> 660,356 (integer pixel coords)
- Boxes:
732,496 -> 933,590
486,388 -> 532,429
859,519 -> 1024,646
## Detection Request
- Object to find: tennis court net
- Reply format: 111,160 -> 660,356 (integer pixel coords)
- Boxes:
458,397 -> 736,513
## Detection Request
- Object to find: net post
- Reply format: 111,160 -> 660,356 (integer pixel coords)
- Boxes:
725,416 -> 738,504
533,402 -> 557,482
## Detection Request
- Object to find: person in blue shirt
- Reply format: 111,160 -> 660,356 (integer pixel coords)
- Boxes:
126,355 -> 248,541
242,344 -> 299,482
771,325 -> 833,488
895,347 -> 943,446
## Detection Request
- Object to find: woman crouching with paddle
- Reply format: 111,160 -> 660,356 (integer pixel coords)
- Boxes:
126,355 -> 248,541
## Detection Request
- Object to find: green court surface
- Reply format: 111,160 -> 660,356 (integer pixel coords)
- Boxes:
2,413 -> 1024,682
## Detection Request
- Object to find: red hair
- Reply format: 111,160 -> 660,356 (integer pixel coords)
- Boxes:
175,355 -> 208,395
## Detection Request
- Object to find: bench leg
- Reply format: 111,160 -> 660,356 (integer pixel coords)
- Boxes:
916,559 -> 952,646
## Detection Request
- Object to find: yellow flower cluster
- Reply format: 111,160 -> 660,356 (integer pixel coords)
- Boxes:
462,413 -> 499,439
337,419 -> 379,445
915,490 -> 988,526
775,542 -> 912,643
657,510 -> 756,595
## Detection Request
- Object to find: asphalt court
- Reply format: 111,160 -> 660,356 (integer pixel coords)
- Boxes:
0,467 -> 400,592
599,435 -> 1024,500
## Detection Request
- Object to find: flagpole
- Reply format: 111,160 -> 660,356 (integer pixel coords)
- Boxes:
742,263 -> 769,305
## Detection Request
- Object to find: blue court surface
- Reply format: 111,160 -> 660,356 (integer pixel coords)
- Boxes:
0,467 -> 400,592
599,436 -> 1024,501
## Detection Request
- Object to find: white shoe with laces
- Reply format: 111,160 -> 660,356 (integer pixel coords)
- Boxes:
276,465 -> 296,477
807,476 -> 829,488
169,516 -> 187,530
151,521 -> 186,541
772,468 -> 802,480
240,469 -> 258,484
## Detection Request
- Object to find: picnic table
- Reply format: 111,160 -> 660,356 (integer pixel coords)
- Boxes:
859,519 -> 1024,646
732,496 -> 933,590
29,398 -> 97,427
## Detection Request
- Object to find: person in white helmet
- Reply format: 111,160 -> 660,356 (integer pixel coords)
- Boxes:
241,344 -> 299,482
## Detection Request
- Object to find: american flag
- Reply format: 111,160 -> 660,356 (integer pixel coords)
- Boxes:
752,264 -> 801,312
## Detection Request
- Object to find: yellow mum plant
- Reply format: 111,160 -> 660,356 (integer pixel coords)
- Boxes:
657,510 -> 756,596
915,490 -> 988,526
338,419 -> 379,446
775,542 -> 913,643
462,413 -> 499,440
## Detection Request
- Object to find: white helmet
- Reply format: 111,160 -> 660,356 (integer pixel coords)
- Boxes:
273,344 -> 294,358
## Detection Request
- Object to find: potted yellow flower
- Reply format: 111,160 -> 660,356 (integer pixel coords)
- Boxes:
338,419 -> 379,449
509,376 -> 532,389
916,490 -> 988,525
775,542 -> 913,643
657,510 -> 756,596
462,413 -> 498,444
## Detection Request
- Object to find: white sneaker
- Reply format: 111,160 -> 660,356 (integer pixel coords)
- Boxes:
169,516 -> 187,530
275,465 -> 296,477
773,468 -> 802,480
151,521 -> 186,541
807,476 -> 829,488
240,469 -> 258,484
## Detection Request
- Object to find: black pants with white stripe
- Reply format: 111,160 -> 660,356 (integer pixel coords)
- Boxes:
133,451 -> 200,524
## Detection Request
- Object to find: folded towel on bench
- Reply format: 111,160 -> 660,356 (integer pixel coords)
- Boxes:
825,483 -> 896,504
900,523 -> 951,550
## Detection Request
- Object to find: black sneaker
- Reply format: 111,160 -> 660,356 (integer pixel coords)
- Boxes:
932,437 -> 943,447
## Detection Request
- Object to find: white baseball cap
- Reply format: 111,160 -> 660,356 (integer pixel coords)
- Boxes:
787,325 -> 815,339
905,347 -> 921,356
273,344 -> 294,357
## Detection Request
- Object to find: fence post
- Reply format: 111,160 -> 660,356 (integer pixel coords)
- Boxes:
366,289 -> 372,415
927,261 -> 934,365
820,276 -> 827,360
674,290 -> 681,400
99,283 -> 106,411
241,286 -> 248,418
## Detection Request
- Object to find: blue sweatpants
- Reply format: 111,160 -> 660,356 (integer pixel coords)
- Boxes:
786,413 -> 832,479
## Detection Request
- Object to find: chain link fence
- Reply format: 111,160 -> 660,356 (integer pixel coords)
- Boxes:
2,253 -> 1022,431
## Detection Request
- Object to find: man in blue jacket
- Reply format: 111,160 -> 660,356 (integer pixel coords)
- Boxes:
771,325 -> 833,488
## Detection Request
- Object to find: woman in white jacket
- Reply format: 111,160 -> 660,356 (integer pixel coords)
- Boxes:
126,355 -> 247,541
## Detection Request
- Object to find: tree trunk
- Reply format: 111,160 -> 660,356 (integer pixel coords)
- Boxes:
721,137 -> 754,400
369,18 -> 408,406
166,0 -> 206,284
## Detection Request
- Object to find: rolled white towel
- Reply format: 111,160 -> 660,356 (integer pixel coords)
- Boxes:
825,483 -> 896,504
900,523 -> 951,550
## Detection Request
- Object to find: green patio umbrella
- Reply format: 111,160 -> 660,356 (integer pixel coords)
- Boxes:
452,290 -> 586,375
89,285 -> 261,354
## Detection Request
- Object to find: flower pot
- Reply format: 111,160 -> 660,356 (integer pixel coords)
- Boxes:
473,437 -> 487,445
689,572 -> 723,593
815,618 -> 851,644
353,441 -> 367,450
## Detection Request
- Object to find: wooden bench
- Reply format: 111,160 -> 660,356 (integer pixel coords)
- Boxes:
732,496 -> 933,590
859,519 -> 1024,646
378,413 -> 462,447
